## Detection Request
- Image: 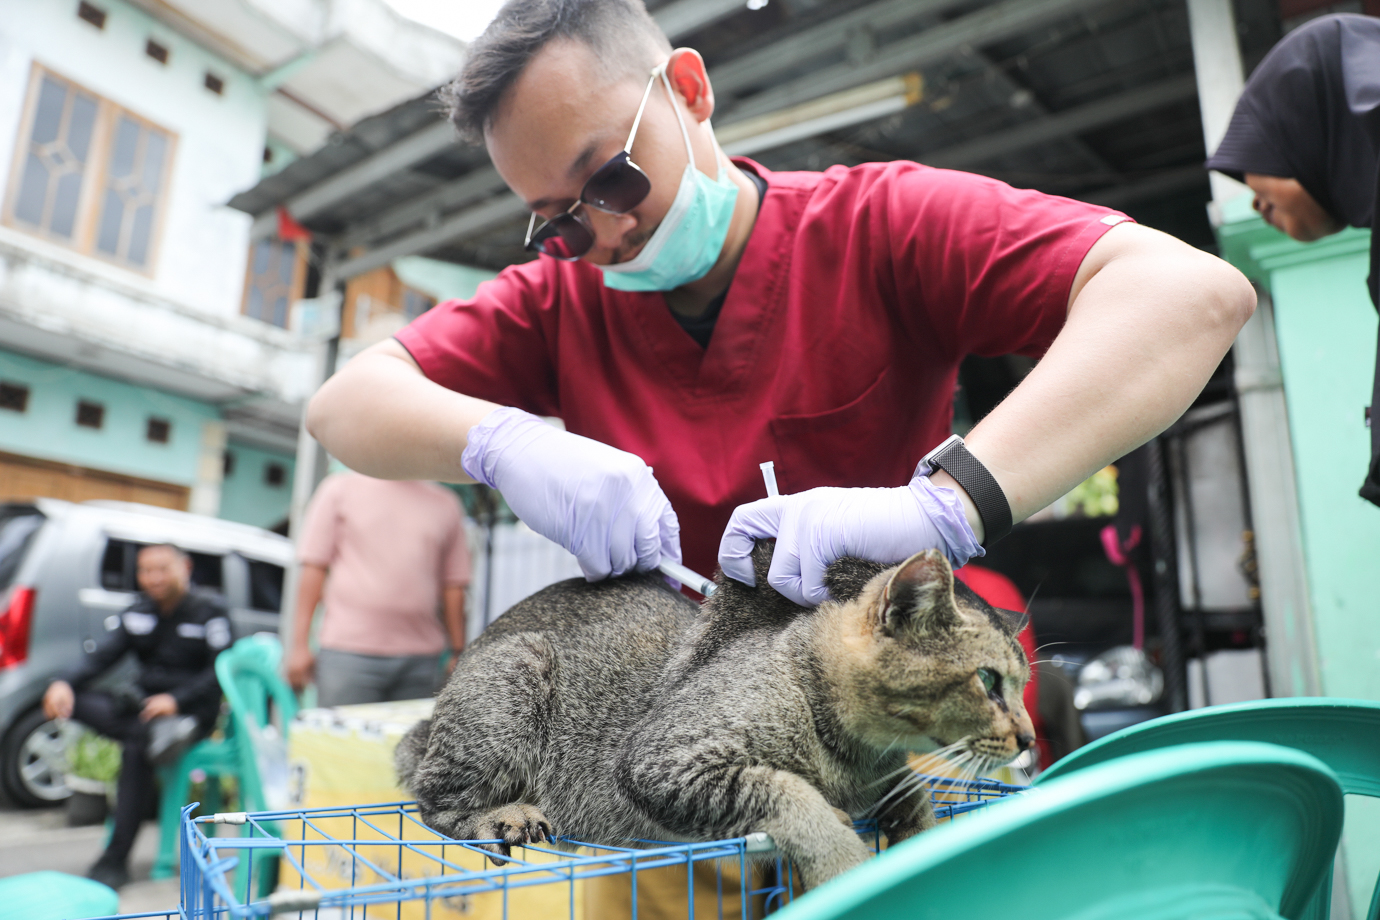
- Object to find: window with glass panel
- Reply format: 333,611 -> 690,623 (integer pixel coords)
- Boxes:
3,65 -> 175,273
403,286 -> 436,321
94,115 -> 168,267
241,238 -> 305,328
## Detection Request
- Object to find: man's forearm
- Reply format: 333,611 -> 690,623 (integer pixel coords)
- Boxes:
443,586 -> 466,652
960,224 -> 1255,530
292,564 -> 328,653
307,338 -> 500,481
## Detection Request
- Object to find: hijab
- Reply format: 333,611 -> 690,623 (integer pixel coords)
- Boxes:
1205,13 -> 1380,231
1206,14 -> 1380,506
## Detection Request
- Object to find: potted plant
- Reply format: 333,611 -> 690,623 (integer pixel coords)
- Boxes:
65,729 -> 119,827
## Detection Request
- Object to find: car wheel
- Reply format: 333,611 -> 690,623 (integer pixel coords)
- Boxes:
2,707 -> 82,807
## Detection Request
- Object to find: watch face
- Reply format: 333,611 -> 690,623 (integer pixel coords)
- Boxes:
925,434 -> 963,464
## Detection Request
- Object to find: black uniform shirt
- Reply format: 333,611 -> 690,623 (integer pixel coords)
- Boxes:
63,587 -> 233,719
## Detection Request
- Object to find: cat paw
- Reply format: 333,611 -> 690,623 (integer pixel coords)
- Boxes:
831,807 -> 855,828
798,836 -> 871,891
880,796 -> 935,846
473,804 -> 555,865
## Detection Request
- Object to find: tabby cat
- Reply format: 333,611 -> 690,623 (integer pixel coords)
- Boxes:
396,544 -> 1034,889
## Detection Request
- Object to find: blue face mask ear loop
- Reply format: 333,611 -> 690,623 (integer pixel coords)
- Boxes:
654,62 -> 717,181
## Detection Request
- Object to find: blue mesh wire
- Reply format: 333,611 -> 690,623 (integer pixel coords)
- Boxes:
98,775 -> 1023,920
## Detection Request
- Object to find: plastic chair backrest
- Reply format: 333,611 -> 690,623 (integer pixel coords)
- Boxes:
1036,698 -> 1380,920
773,741 -> 1343,920
214,634 -> 298,813
1037,698 -> 1380,796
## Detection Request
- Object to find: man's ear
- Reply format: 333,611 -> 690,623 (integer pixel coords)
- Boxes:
878,550 -> 959,635
666,48 -> 714,123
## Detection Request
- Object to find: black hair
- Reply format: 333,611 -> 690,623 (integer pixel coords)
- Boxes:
441,0 -> 671,143
139,542 -> 189,561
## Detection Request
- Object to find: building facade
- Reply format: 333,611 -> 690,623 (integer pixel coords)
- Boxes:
0,0 -> 463,530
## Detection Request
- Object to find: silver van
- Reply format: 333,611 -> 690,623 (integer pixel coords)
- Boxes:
0,499 -> 291,806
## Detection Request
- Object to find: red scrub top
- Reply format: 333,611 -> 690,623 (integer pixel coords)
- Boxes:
396,159 -> 1131,580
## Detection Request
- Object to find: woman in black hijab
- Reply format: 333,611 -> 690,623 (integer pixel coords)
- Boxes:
1206,13 -> 1380,505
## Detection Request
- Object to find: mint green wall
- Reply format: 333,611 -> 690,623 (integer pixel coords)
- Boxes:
219,441 -> 294,530
392,257 -> 497,302
1216,195 -> 1380,914
0,346 -> 216,486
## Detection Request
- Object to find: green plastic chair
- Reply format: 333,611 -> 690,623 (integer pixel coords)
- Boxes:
0,870 -> 119,920
152,634 -> 298,902
1037,698 -> 1380,920
773,741 -> 1343,920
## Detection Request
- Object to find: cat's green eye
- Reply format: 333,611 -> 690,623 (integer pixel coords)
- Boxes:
978,668 -> 1000,696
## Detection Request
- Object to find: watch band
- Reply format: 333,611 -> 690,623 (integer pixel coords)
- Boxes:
919,435 -> 1012,547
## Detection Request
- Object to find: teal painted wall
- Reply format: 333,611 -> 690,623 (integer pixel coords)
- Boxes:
392,257 -> 497,302
1216,196 -> 1380,915
0,346 -> 216,486
220,442 -> 294,530
1270,251 -> 1380,698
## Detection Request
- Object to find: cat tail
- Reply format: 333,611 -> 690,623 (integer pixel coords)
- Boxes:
394,719 -> 432,794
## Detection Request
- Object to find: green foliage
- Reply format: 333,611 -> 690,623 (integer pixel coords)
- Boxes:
1065,465 -> 1120,518
69,730 -> 120,783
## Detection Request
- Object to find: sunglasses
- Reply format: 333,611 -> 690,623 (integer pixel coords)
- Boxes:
523,67 -> 663,261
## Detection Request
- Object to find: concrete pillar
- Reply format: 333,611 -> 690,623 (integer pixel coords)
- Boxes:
1189,0 -> 1319,705
1186,0 -> 1250,203
1231,287 -> 1320,698
279,264 -> 344,661
188,419 -> 227,517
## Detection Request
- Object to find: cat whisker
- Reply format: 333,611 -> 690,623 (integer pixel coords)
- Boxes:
866,760 -> 957,819
863,758 -> 925,791
866,755 -> 977,822
865,771 -> 925,818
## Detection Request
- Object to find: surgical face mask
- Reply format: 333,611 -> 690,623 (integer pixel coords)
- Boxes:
599,67 -> 740,292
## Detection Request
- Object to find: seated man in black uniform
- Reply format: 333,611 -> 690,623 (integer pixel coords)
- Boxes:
42,543 -> 232,889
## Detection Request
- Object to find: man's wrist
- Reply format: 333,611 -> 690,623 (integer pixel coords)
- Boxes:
461,406 -> 537,487
927,469 -> 985,545
918,435 -> 1012,547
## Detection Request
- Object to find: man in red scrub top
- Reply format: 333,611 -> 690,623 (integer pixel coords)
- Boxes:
307,0 -> 1255,607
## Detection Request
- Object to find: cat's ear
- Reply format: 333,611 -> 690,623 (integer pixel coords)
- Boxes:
878,550 -> 959,634
993,607 -> 1029,637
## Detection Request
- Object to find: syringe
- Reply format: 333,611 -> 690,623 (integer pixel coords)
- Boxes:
656,461 -> 781,597
657,559 -> 717,597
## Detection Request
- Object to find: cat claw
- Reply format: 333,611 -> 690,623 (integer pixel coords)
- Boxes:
475,804 -> 555,866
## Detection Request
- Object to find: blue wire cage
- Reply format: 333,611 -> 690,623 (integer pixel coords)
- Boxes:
158,774 -> 1023,920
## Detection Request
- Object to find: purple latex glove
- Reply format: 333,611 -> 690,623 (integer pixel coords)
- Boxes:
717,472 -> 983,606
463,408 -> 681,581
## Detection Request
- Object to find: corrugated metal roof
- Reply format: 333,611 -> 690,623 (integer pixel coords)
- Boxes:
227,0 -> 1283,272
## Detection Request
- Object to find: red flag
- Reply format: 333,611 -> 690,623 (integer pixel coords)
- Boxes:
277,206 -> 312,243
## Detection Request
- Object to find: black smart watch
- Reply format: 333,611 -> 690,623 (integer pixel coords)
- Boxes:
919,435 -> 1013,547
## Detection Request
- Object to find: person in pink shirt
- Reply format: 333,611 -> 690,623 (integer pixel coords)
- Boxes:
287,472 -> 471,706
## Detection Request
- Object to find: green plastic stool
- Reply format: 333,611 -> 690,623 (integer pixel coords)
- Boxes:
152,732 -> 238,877
774,741 -> 1343,920
1037,697 -> 1380,920
152,634 -> 298,904
0,870 -> 118,920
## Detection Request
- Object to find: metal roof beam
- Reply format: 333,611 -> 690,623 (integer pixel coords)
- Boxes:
921,74 -> 1198,169
721,0 -> 1120,123
653,0 -> 753,39
710,0 -> 962,99
333,194 -> 529,280
963,49 -> 1121,179
1080,164 -> 1207,209
338,166 -> 509,249
252,120 -> 459,238
251,1 -> 745,238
